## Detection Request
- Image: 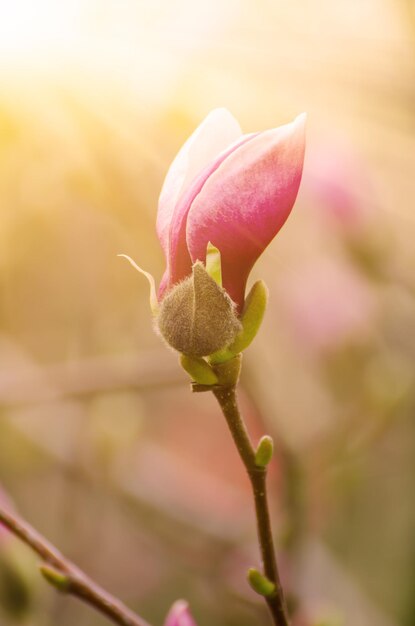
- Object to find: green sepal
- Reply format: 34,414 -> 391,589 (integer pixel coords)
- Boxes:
158,263 -> 241,357
247,567 -> 276,597
208,347 -> 234,365
228,280 -> 268,354
208,280 -> 268,364
205,242 -> 222,286
180,354 -> 219,386
39,565 -> 71,592
255,435 -> 274,468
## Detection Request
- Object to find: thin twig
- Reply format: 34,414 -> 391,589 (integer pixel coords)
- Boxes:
0,506 -> 152,626
0,351 -> 182,408
213,385 -> 290,626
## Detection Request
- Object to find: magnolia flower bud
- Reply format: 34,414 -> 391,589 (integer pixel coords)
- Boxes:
157,108 -> 306,309
164,600 -> 198,626
156,262 -> 241,357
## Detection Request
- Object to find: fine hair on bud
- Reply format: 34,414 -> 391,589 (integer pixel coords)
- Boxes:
157,262 -> 242,357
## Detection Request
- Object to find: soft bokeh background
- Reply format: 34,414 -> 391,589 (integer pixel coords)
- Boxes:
0,1 -> 414,625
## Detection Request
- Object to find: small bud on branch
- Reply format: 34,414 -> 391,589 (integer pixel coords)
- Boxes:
255,435 -> 274,468
248,567 -> 277,597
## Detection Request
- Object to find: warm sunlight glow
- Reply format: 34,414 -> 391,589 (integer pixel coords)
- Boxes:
0,2 -> 413,626
0,0 -> 229,107
0,0 -> 83,68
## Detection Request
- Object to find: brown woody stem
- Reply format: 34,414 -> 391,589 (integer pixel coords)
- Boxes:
0,506 -> 152,626
213,385 -> 289,626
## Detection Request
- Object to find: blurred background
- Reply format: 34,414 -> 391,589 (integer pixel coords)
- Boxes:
0,1 -> 414,625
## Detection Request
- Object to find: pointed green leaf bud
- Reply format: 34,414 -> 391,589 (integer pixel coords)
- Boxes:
247,567 -> 276,597
228,280 -> 268,354
157,262 -> 242,357
180,354 -> 218,385
39,565 -> 71,592
205,242 -> 222,286
255,435 -> 274,468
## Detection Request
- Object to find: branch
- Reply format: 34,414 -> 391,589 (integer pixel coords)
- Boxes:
0,350 -> 182,408
0,506 -> 152,626
213,385 -> 290,626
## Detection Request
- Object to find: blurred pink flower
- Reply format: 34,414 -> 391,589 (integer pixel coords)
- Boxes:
304,139 -> 374,234
164,600 -> 198,626
157,108 -> 306,309
280,259 -> 375,355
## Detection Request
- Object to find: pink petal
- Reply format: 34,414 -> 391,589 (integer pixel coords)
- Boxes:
186,113 -> 306,309
157,109 -> 241,265
161,132 -> 256,298
164,600 -> 198,626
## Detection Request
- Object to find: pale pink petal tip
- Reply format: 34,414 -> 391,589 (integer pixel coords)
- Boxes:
156,108 -> 241,257
164,600 -> 198,626
296,112 -> 307,125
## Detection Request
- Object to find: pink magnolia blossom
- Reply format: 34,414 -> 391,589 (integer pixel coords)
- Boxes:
157,108 -> 306,309
164,600 -> 198,626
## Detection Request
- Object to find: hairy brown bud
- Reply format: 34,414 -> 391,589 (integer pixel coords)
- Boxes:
156,262 -> 242,357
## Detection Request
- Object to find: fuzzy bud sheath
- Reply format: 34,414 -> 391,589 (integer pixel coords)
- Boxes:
156,262 -> 242,357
